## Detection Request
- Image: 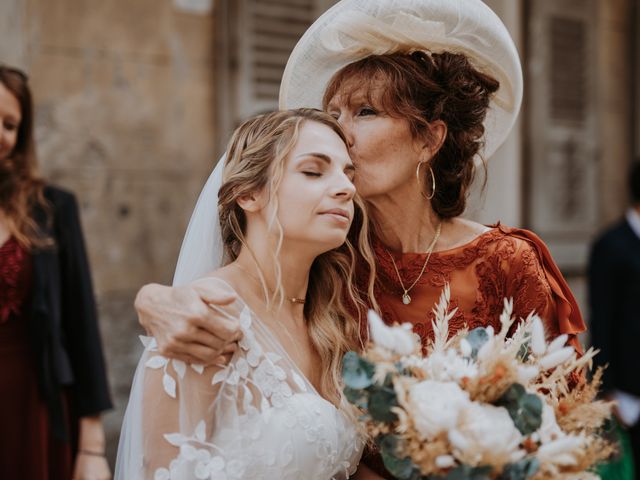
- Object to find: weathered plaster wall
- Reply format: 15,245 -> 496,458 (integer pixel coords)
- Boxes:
467,0 -> 524,228
596,0 -> 635,226
1,0 -> 218,463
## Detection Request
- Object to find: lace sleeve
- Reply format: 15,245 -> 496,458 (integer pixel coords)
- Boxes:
116,286 -> 364,480
506,238 -> 584,354
507,240 -> 557,335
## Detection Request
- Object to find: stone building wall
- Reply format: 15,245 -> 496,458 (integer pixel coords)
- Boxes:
596,0 -> 635,226
1,0 -> 218,464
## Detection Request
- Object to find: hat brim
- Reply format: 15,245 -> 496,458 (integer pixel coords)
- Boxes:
279,0 -> 523,159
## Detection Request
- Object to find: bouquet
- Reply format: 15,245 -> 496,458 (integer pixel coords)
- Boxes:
343,287 -> 614,480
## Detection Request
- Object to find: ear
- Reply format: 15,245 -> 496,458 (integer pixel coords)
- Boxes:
236,189 -> 267,213
421,120 -> 448,159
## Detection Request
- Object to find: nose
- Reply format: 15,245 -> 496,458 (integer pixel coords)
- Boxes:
337,116 -> 355,149
332,173 -> 356,201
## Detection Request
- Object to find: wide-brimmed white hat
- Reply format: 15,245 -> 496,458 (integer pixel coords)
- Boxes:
279,0 -> 522,159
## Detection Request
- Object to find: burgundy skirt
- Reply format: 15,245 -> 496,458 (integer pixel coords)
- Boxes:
0,316 -> 74,479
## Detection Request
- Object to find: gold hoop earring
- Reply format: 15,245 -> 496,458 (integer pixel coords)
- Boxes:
416,162 -> 436,201
426,166 -> 436,200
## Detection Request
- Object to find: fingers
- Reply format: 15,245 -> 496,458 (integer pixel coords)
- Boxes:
159,340 -> 220,365
222,342 -> 238,354
213,352 -> 234,366
158,337 -> 240,366
190,309 -> 243,343
191,278 -> 237,305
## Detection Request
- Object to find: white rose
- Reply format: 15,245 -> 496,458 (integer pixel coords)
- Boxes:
410,380 -> 471,440
449,403 -> 523,468
368,310 -> 416,356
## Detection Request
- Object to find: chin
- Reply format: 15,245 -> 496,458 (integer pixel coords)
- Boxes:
314,234 -> 348,253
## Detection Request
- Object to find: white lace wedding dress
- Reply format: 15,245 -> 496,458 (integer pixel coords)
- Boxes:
115,279 -> 364,480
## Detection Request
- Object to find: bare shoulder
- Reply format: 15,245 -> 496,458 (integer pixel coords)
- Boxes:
438,217 -> 492,250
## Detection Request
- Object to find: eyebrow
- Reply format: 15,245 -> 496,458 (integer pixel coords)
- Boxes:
296,152 -> 355,172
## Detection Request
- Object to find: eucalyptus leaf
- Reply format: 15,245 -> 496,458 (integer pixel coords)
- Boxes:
344,386 -> 369,409
368,385 -> 399,422
444,464 -> 493,480
342,351 -> 376,389
375,434 -> 399,456
376,434 -> 422,480
466,327 -> 490,359
381,451 -> 421,480
498,457 -> 539,480
496,383 -> 543,435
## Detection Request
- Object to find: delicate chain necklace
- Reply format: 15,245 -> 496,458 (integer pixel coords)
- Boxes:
234,262 -> 306,305
386,222 -> 442,305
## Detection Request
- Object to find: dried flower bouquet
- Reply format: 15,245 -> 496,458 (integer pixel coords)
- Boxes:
343,286 -> 614,480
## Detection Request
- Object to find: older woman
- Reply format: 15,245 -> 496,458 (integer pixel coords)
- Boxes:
135,0 -> 584,363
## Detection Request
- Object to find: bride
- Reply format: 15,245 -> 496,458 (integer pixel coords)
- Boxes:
115,108 -> 381,479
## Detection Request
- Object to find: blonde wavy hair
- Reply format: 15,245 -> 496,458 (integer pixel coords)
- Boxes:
218,108 -> 377,404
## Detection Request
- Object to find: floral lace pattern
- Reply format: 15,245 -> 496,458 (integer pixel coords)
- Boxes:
369,225 -> 563,347
0,237 -> 32,324
127,292 -> 363,480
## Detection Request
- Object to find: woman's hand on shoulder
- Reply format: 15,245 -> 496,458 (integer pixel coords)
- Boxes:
135,278 -> 241,365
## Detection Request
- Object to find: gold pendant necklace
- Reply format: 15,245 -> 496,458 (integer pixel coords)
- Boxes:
386,222 -> 442,305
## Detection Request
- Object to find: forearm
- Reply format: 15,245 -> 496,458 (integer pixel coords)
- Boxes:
78,415 -> 106,453
135,283 -> 168,333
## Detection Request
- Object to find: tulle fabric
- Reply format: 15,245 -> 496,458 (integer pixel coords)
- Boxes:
115,278 -> 363,479
172,157 -> 226,287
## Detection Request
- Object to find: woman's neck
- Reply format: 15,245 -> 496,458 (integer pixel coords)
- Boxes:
367,188 -> 441,253
232,238 -> 315,315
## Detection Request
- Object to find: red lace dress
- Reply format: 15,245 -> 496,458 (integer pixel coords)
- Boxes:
363,223 -> 585,352
0,237 -> 73,479
361,224 -> 587,478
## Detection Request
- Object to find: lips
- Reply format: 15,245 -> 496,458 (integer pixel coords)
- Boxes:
320,208 -> 351,221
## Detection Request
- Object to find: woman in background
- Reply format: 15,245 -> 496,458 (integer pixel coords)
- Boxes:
0,65 -> 112,479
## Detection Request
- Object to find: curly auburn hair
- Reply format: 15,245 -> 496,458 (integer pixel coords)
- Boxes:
322,51 -> 500,219
0,65 -> 51,250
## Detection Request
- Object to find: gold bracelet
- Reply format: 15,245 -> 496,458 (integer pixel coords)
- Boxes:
78,449 -> 105,457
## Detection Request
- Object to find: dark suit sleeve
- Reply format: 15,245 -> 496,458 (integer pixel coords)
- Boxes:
55,191 -> 113,416
587,237 -> 617,393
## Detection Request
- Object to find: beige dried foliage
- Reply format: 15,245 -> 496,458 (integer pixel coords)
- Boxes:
468,361 -> 518,403
531,436 -> 613,480
555,368 -> 613,433
572,437 -> 616,473
533,349 -> 598,401
406,434 -> 450,475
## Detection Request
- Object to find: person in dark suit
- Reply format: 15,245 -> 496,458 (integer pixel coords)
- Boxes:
0,65 -> 112,479
589,160 -> 640,478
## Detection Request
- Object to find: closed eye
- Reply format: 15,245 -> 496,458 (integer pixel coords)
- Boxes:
345,166 -> 356,182
302,171 -> 322,177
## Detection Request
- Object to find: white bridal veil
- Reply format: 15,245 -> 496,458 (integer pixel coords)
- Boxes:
172,156 -> 227,287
